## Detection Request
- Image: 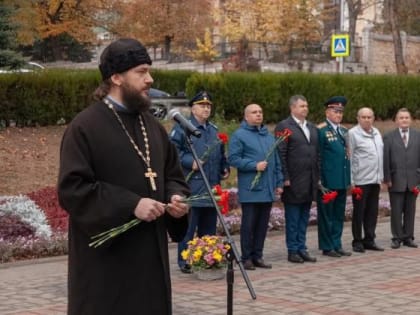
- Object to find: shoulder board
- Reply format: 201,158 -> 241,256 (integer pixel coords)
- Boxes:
169,129 -> 177,138
340,125 -> 348,131
317,122 -> 327,129
208,122 -> 218,130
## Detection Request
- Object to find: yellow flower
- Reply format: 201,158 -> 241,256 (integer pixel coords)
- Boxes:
207,238 -> 217,246
213,250 -> 222,262
189,238 -> 198,246
193,249 -> 203,262
181,249 -> 189,260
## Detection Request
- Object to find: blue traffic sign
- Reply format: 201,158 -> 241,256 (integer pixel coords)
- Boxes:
331,34 -> 350,57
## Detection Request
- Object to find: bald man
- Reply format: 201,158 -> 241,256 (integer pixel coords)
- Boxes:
348,107 -> 384,253
228,104 -> 284,270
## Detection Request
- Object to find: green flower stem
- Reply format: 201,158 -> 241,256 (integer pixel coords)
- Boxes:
89,218 -> 141,248
185,139 -> 221,182
249,134 -> 289,190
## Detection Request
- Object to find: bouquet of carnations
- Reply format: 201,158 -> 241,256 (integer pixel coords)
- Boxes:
319,184 -> 338,204
89,185 -> 230,248
411,185 -> 420,196
351,187 -> 363,200
185,132 -> 229,182
250,128 -> 292,190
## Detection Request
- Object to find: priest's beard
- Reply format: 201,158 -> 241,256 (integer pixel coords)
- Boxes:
120,82 -> 151,113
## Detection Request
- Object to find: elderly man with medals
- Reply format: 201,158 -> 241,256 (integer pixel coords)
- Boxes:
317,96 -> 352,258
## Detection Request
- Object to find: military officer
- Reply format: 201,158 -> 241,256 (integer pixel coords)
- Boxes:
317,96 -> 352,257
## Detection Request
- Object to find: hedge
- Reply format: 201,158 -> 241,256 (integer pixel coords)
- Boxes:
1,69 -> 420,126
186,72 -> 420,123
0,69 -> 194,126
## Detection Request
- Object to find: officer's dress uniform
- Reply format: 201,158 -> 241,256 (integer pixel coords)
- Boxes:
317,96 -> 351,256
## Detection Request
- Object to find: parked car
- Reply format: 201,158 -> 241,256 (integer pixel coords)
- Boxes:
0,61 -> 45,74
149,88 -> 190,120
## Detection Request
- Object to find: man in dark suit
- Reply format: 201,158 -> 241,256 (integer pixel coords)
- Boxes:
276,95 -> 319,263
383,108 -> 420,249
317,96 -> 352,258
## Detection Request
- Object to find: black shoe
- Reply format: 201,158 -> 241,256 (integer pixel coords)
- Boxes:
391,239 -> 401,249
335,248 -> 352,256
322,250 -> 341,257
288,253 -> 304,263
403,240 -> 418,248
253,258 -> 272,269
243,260 -> 256,270
352,244 -> 365,253
299,251 -> 317,262
364,243 -> 384,251
180,265 -> 192,274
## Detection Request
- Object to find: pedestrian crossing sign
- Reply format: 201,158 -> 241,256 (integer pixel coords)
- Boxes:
331,34 -> 350,57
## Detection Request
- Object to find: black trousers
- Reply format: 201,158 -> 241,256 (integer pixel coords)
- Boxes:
389,190 -> 417,242
351,183 -> 380,246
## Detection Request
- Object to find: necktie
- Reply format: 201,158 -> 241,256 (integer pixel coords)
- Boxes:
402,129 -> 408,147
300,121 -> 310,141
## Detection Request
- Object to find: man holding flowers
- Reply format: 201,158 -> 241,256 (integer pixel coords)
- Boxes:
348,107 -> 384,253
170,91 -> 230,274
58,38 -> 190,315
275,95 -> 319,263
383,108 -> 420,249
228,104 -> 284,270
317,96 -> 352,258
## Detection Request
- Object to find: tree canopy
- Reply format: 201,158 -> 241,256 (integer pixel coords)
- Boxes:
0,1 -> 24,68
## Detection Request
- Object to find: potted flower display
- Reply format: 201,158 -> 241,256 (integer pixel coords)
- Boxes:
181,235 -> 231,280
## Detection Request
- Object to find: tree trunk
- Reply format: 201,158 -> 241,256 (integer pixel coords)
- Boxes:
164,35 -> 172,61
346,0 -> 362,62
386,0 -> 408,74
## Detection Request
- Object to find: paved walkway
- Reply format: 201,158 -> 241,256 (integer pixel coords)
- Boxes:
1,201 -> 420,315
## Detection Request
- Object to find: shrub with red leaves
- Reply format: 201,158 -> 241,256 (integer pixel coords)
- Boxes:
0,213 -> 36,240
27,186 -> 69,232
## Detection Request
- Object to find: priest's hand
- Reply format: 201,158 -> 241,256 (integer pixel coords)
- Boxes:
166,194 -> 189,218
134,198 -> 166,222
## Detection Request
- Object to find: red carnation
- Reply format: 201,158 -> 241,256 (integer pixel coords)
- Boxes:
319,184 -> 338,204
217,132 -> 229,144
351,187 -> 363,200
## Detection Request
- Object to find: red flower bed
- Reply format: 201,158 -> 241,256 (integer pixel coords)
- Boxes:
0,213 -> 36,240
27,187 -> 69,233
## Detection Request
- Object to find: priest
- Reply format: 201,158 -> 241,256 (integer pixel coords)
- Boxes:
58,38 -> 190,315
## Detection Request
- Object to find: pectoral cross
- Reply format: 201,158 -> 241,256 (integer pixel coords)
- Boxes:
145,168 -> 157,191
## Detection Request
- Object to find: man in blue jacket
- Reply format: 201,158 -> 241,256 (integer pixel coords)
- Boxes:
228,103 -> 284,270
170,91 -> 230,273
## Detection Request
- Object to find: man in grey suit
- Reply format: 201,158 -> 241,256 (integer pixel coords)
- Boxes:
383,108 -> 420,249
275,95 -> 319,263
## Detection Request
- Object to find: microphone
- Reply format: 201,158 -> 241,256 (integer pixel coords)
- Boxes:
168,109 -> 201,138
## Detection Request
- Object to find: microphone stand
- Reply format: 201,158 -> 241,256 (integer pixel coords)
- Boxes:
183,129 -> 257,315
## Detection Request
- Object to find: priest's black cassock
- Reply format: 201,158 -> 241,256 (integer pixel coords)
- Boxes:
58,101 -> 189,315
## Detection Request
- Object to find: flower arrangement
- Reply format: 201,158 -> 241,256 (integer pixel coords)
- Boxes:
319,184 -> 338,204
89,185 -> 230,248
250,128 -> 292,190
411,185 -> 420,196
351,187 -> 363,200
185,132 -> 229,182
181,235 -> 231,271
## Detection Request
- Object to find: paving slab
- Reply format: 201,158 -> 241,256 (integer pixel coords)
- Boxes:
1,196 -> 420,315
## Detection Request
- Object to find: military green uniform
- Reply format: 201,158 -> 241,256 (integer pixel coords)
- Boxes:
317,121 -> 350,251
